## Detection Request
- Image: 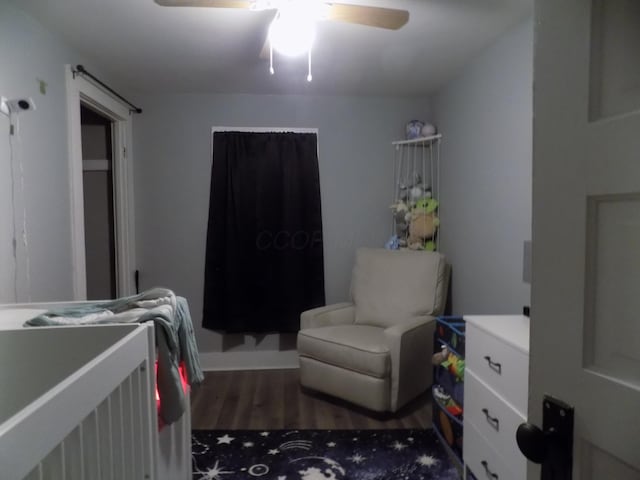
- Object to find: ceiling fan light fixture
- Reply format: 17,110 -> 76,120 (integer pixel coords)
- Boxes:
250,0 -> 277,11
268,6 -> 317,57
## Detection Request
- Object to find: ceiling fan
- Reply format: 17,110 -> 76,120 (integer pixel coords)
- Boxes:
153,1 -> 409,31
154,0 -> 410,80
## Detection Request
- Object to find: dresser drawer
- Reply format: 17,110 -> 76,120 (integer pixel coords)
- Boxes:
466,322 -> 529,414
463,421 -> 524,480
464,369 -> 528,475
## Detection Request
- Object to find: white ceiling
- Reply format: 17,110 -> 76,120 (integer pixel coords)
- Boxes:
12,0 -> 533,96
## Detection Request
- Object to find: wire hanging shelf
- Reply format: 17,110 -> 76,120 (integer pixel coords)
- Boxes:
389,134 -> 442,251
391,134 -> 443,147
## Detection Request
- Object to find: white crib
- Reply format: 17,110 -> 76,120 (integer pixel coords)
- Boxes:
0,306 -> 192,480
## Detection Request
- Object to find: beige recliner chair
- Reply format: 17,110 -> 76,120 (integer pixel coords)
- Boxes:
297,247 -> 449,413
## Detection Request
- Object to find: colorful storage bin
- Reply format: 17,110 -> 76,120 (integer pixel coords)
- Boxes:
432,316 -> 468,468
434,316 -> 466,357
432,385 -> 464,460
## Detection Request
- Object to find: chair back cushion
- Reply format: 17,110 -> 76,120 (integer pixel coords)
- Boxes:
351,248 -> 448,327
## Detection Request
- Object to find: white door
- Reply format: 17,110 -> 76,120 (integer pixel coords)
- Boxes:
529,0 -> 640,478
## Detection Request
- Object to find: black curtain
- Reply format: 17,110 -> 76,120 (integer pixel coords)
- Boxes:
203,131 -> 325,333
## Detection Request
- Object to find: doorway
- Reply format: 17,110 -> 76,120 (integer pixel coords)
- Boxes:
66,65 -> 136,300
80,105 -> 116,300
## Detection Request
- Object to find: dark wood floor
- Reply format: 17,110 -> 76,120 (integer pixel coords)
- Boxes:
190,369 -> 432,430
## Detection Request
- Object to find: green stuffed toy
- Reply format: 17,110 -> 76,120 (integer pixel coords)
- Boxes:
408,197 -> 440,250
441,352 -> 465,382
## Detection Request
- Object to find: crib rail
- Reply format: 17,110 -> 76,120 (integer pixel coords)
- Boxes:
0,324 -> 156,480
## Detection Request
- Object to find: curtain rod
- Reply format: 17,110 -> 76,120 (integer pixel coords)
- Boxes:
73,65 -> 143,114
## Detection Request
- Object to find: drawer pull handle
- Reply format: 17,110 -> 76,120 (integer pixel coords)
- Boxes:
482,408 -> 500,431
483,355 -> 502,374
481,460 -> 499,479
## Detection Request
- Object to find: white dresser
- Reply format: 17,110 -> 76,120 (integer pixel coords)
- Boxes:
463,315 -> 530,480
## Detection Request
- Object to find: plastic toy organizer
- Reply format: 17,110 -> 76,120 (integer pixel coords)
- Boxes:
432,316 -> 466,469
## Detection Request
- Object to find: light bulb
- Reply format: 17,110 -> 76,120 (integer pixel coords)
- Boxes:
269,7 -> 316,57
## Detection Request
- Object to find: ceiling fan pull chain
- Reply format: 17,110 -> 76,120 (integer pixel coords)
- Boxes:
307,48 -> 312,82
269,41 -> 275,75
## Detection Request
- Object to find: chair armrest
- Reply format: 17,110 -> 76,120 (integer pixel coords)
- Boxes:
384,316 -> 436,411
300,303 -> 355,329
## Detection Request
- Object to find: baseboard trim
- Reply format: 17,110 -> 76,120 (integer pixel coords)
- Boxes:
199,350 -> 300,371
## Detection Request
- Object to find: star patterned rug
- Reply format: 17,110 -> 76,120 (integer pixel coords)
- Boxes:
191,429 -> 459,480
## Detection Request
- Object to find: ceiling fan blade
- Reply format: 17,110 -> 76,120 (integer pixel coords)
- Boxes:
326,4 -> 409,30
154,0 -> 251,8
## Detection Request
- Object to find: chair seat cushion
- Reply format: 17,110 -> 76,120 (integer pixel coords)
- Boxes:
297,325 -> 390,378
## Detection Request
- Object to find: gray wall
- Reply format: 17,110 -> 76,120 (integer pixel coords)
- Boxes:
0,0 -> 75,302
132,94 -> 431,356
432,18 -> 533,315
0,0 -> 108,303
1,0 -> 532,365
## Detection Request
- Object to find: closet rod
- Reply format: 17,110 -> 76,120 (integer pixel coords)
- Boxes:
73,65 -> 143,114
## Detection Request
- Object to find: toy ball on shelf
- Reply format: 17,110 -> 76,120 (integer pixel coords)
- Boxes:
421,123 -> 437,137
405,120 -> 425,140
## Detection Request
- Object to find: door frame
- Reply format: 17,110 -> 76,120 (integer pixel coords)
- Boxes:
65,65 -> 136,300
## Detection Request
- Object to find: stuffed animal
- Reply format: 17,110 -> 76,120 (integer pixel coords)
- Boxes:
398,184 -> 409,202
408,212 -> 438,248
415,197 -> 434,212
389,199 -> 409,214
441,353 -> 465,382
408,198 -> 439,250
385,235 -> 400,250
390,200 -> 410,238
406,120 -> 425,140
432,345 -> 449,365
409,185 -> 425,202
421,122 -> 437,137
